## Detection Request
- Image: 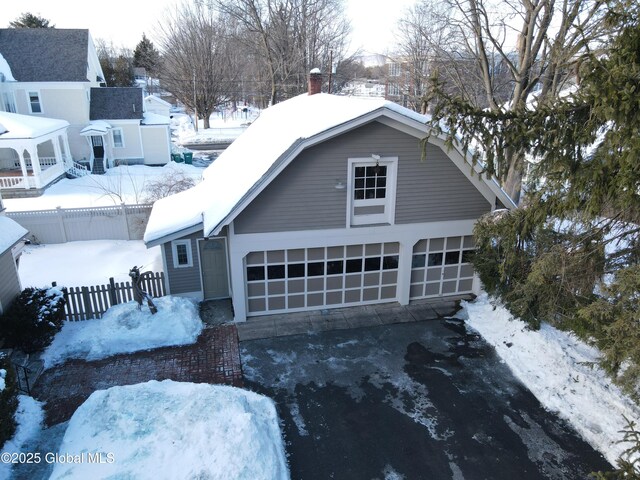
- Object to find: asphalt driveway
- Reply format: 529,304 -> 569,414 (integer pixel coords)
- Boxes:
240,310 -> 611,479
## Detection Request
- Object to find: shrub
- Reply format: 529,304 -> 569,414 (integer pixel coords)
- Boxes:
0,287 -> 66,353
0,355 -> 18,449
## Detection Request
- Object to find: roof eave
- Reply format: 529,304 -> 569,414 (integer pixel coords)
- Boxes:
144,222 -> 203,248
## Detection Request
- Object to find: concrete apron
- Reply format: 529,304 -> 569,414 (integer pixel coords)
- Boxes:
236,298 -> 461,341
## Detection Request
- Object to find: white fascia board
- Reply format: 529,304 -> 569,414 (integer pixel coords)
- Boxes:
209,104 -> 513,236
208,107 -> 421,236
144,222 -> 204,248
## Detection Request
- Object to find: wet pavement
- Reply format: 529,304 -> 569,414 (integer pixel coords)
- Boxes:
241,316 -> 611,479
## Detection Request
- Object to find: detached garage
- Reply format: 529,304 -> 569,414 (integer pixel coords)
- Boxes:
144,88 -> 514,322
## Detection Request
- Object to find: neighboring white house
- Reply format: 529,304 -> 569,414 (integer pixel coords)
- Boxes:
144,84 -> 515,322
0,191 -> 27,314
0,28 -> 171,193
144,95 -> 172,118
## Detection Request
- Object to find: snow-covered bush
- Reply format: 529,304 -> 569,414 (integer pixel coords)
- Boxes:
0,287 -> 66,353
0,355 -> 18,449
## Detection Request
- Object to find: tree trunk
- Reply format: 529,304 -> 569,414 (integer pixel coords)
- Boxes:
503,154 -> 524,205
203,114 -> 211,129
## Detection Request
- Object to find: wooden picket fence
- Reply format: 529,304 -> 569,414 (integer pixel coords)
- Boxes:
55,272 -> 166,321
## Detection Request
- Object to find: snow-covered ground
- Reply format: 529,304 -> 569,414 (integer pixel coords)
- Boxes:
172,106 -> 259,146
48,380 -> 289,480
3,163 -> 204,212
19,240 -> 162,288
41,296 -> 203,369
458,294 -> 640,466
0,396 -> 45,480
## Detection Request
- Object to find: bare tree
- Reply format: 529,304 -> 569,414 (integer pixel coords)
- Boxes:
216,0 -> 351,104
397,0 -> 609,202
155,1 -> 240,128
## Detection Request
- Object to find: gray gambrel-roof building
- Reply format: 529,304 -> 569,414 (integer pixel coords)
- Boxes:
0,29 -> 94,82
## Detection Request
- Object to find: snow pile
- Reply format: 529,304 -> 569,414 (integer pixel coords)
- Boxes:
0,216 -> 27,253
0,369 -> 5,392
49,380 -> 289,480
4,164 -> 204,212
19,240 -> 163,288
41,296 -> 203,369
0,396 -> 45,480
458,294 -> 640,465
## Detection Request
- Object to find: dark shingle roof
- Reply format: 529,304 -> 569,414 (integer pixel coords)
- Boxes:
0,29 -> 89,82
90,87 -> 144,120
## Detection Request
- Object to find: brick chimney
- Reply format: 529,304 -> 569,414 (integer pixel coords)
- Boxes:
308,68 -> 322,95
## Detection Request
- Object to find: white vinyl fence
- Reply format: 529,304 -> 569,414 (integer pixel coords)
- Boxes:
6,204 -> 152,244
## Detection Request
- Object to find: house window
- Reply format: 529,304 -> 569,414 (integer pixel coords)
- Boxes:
112,128 -> 124,148
28,91 -> 42,113
2,92 -> 16,113
389,62 -> 401,77
348,157 -> 397,226
171,240 -> 193,268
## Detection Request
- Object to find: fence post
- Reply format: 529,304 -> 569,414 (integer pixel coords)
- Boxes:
108,277 -> 118,306
81,286 -> 93,320
121,203 -> 132,240
56,206 -> 68,243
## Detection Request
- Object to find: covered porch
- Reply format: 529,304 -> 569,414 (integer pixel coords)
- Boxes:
0,112 -> 72,192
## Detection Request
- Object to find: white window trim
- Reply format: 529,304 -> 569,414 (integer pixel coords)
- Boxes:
112,127 -> 125,148
171,239 -> 193,268
27,90 -> 43,114
347,156 -> 398,227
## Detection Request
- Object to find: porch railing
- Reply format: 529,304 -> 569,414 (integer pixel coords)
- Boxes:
13,156 -> 59,169
0,163 -> 64,190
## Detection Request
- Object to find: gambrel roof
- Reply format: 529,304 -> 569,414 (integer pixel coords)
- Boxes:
0,29 -> 90,82
144,93 -> 515,246
90,87 -> 144,121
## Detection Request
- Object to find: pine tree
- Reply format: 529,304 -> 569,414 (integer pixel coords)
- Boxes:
133,34 -> 160,77
9,12 -> 54,28
451,0 -> 640,400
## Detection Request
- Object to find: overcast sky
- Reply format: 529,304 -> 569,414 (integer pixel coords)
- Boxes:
0,0 -> 417,55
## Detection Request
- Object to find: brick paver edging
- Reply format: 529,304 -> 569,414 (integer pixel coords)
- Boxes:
32,325 -> 243,426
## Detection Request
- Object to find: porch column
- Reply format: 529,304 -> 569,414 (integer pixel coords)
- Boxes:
17,150 -> 30,190
28,146 -> 42,188
62,135 -> 72,163
53,135 -> 64,167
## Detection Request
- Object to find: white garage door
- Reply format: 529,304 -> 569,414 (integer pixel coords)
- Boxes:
409,235 -> 475,299
245,242 -> 400,315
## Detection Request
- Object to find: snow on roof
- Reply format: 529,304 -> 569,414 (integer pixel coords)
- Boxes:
0,112 -> 69,139
144,95 -> 172,107
0,216 -> 27,254
80,120 -> 112,136
142,112 -> 170,125
145,93 -> 430,244
0,52 -> 15,81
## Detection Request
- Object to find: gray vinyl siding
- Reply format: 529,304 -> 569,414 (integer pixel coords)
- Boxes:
163,232 -> 202,295
0,250 -> 21,315
234,121 -> 491,234
395,142 -> 491,223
